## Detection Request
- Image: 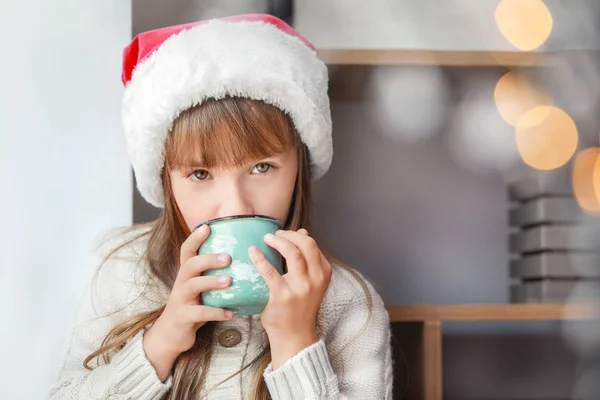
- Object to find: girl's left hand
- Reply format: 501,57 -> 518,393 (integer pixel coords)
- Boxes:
249,228 -> 332,369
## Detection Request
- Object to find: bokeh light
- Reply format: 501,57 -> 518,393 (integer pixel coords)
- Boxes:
572,148 -> 600,214
515,106 -> 578,170
495,0 -> 553,51
369,65 -> 449,142
494,69 -> 551,127
447,75 -> 518,173
536,55 -> 600,127
562,283 -> 600,356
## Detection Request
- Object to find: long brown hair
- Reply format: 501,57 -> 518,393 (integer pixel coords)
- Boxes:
83,97 -> 372,399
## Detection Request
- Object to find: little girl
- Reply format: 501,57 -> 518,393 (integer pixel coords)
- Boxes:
50,14 -> 393,399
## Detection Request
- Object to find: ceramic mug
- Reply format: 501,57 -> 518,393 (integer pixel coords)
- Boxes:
194,215 -> 283,316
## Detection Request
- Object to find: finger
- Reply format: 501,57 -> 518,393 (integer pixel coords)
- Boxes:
179,253 -> 230,282
319,255 -> 333,285
249,245 -> 284,290
274,230 -> 321,273
321,254 -> 333,280
181,275 -> 232,301
264,232 -> 308,276
184,305 -> 233,322
180,224 -> 210,266
298,228 -> 309,236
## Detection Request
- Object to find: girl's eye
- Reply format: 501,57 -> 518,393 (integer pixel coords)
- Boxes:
189,169 -> 210,181
252,163 -> 272,174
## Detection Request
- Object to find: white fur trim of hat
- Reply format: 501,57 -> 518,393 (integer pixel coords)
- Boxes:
121,14 -> 332,208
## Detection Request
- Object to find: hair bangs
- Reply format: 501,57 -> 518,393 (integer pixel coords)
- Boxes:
166,97 -> 298,172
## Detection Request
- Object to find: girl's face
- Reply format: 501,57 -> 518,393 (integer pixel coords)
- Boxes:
169,147 -> 298,231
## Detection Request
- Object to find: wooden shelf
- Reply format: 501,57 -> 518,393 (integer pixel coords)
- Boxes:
317,49 -> 550,67
386,302 -> 599,322
386,303 -> 599,400
323,49 -> 600,101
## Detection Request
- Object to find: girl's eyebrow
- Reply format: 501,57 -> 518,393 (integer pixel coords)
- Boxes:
259,153 -> 285,161
176,163 -> 202,169
177,154 -> 285,170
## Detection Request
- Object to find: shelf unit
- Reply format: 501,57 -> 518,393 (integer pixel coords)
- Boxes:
385,303 -> 599,400
317,48 -> 600,101
317,49 -> 552,67
320,47 -> 600,399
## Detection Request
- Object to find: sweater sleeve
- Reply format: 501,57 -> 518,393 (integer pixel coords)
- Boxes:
48,229 -> 172,400
263,266 -> 394,399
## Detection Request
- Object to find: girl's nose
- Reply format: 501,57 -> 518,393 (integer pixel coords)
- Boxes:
217,183 -> 254,218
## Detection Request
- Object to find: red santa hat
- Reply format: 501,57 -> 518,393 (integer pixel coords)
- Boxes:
121,14 -> 332,208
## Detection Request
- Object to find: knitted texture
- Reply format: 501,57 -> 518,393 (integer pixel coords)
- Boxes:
49,227 -> 393,399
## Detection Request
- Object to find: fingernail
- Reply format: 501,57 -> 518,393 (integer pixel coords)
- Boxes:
264,233 -> 275,242
194,224 -> 207,233
275,230 -> 284,235
249,246 -> 259,256
225,310 -> 234,318
218,253 -> 229,264
218,275 -> 230,284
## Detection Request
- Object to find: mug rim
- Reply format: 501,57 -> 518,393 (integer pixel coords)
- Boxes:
193,214 -> 283,232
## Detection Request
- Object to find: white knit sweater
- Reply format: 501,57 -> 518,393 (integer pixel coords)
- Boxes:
49,227 -> 393,399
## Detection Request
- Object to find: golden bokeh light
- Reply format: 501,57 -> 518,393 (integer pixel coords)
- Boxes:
495,0 -> 553,51
494,69 -> 551,126
593,149 -> 600,212
573,148 -> 600,214
515,106 -> 578,170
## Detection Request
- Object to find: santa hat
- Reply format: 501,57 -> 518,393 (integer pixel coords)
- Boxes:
121,14 -> 332,208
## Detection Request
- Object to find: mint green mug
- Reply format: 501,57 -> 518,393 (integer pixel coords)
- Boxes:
195,215 -> 283,316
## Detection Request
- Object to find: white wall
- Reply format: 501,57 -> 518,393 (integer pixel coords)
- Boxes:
295,0 -> 600,50
0,1 -> 132,398
132,0 -> 268,35
131,0 -> 600,51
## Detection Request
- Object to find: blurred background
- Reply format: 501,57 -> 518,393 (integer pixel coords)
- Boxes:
2,0 -> 600,399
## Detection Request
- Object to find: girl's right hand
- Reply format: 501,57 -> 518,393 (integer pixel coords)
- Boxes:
143,224 -> 233,372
